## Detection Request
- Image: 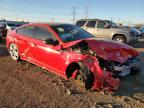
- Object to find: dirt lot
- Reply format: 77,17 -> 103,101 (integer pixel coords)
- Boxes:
0,39 -> 144,108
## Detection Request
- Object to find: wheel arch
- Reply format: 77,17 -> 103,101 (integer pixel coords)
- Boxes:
65,62 -> 80,79
112,34 -> 127,40
112,34 -> 127,43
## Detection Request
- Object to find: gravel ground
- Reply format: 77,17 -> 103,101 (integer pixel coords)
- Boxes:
0,39 -> 144,108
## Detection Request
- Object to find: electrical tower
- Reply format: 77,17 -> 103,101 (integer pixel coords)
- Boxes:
85,7 -> 89,19
72,7 -> 76,24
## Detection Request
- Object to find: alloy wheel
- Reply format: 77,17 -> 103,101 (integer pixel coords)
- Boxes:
9,43 -> 19,60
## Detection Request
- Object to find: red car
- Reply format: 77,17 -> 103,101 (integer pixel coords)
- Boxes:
6,23 -> 141,91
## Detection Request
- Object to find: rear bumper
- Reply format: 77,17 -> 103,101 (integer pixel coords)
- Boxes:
127,36 -> 139,43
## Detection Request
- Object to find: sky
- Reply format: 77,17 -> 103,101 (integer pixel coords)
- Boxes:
0,0 -> 144,25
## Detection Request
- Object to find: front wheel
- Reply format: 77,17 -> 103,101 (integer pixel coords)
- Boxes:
75,62 -> 94,90
9,43 -> 20,61
113,35 -> 127,44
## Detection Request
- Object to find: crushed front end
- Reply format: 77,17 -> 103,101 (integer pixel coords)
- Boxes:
66,41 -> 120,91
98,57 -> 141,77
83,56 -> 120,91
64,39 -> 141,91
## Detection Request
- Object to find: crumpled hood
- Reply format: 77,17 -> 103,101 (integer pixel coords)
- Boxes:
63,38 -> 139,63
86,39 -> 139,63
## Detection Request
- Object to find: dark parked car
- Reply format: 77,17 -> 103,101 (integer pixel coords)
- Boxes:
6,23 -> 141,91
140,27 -> 144,37
0,30 -> 2,41
0,20 -> 28,37
0,22 -> 7,37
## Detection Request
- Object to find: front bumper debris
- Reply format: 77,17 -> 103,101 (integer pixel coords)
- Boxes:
114,59 -> 141,76
84,56 -> 120,91
114,61 -> 141,71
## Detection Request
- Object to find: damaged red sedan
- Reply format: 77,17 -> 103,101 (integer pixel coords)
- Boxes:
6,23 -> 141,91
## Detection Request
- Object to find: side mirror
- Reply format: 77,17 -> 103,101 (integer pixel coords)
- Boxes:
104,25 -> 111,29
43,39 -> 63,50
43,38 -> 55,45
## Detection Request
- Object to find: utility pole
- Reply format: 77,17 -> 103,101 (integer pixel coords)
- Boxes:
72,7 -> 76,24
85,7 -> 89,19
51,18 -> 54,22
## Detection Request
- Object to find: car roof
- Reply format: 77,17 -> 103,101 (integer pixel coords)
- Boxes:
21,22 -> 73,27
15,23 -> 74,31
77,19 -> 99,21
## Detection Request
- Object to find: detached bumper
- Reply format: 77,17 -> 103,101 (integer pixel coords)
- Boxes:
92,71 -> 120,91
114,59 -> 141,76
84,56 -> 120,91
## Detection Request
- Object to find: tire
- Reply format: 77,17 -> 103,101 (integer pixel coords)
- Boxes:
130,67 -> 141,75
0,37 -> 2,42
113,35 -> 127,44
75,62 -> 94,90
9,43 -> 20,61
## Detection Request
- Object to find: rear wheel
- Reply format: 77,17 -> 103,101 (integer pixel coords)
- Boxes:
9,43 -> 20,61
113,35 -> 127,44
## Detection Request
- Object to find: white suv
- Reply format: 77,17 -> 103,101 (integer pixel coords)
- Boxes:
76,19 -> 139,44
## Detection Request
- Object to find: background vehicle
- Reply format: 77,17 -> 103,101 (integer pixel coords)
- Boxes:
0,22 -> 7,37
6,23 -> 141,91
0,30 -> 2,41
76,19 -> 139,44
140,27 -> 144,37
130,27 -> 142,37
0,20 -> 28,37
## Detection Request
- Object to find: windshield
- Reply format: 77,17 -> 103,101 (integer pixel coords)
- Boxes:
51,24 -> 94,42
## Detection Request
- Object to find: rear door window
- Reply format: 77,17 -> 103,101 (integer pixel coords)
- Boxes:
16,26 -> 35,38
76,21 -> 86,27
35,27 -> 56,41
86,21 -> 96,28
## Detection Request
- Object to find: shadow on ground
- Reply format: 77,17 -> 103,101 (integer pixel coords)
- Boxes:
0,40 -> 9,57
0,46 -> 9,57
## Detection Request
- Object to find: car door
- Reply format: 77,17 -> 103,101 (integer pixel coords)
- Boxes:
16,26 -> 37,62
95,21 -> 112,40
83,21 -> 97,37
34,26 -> 66,75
